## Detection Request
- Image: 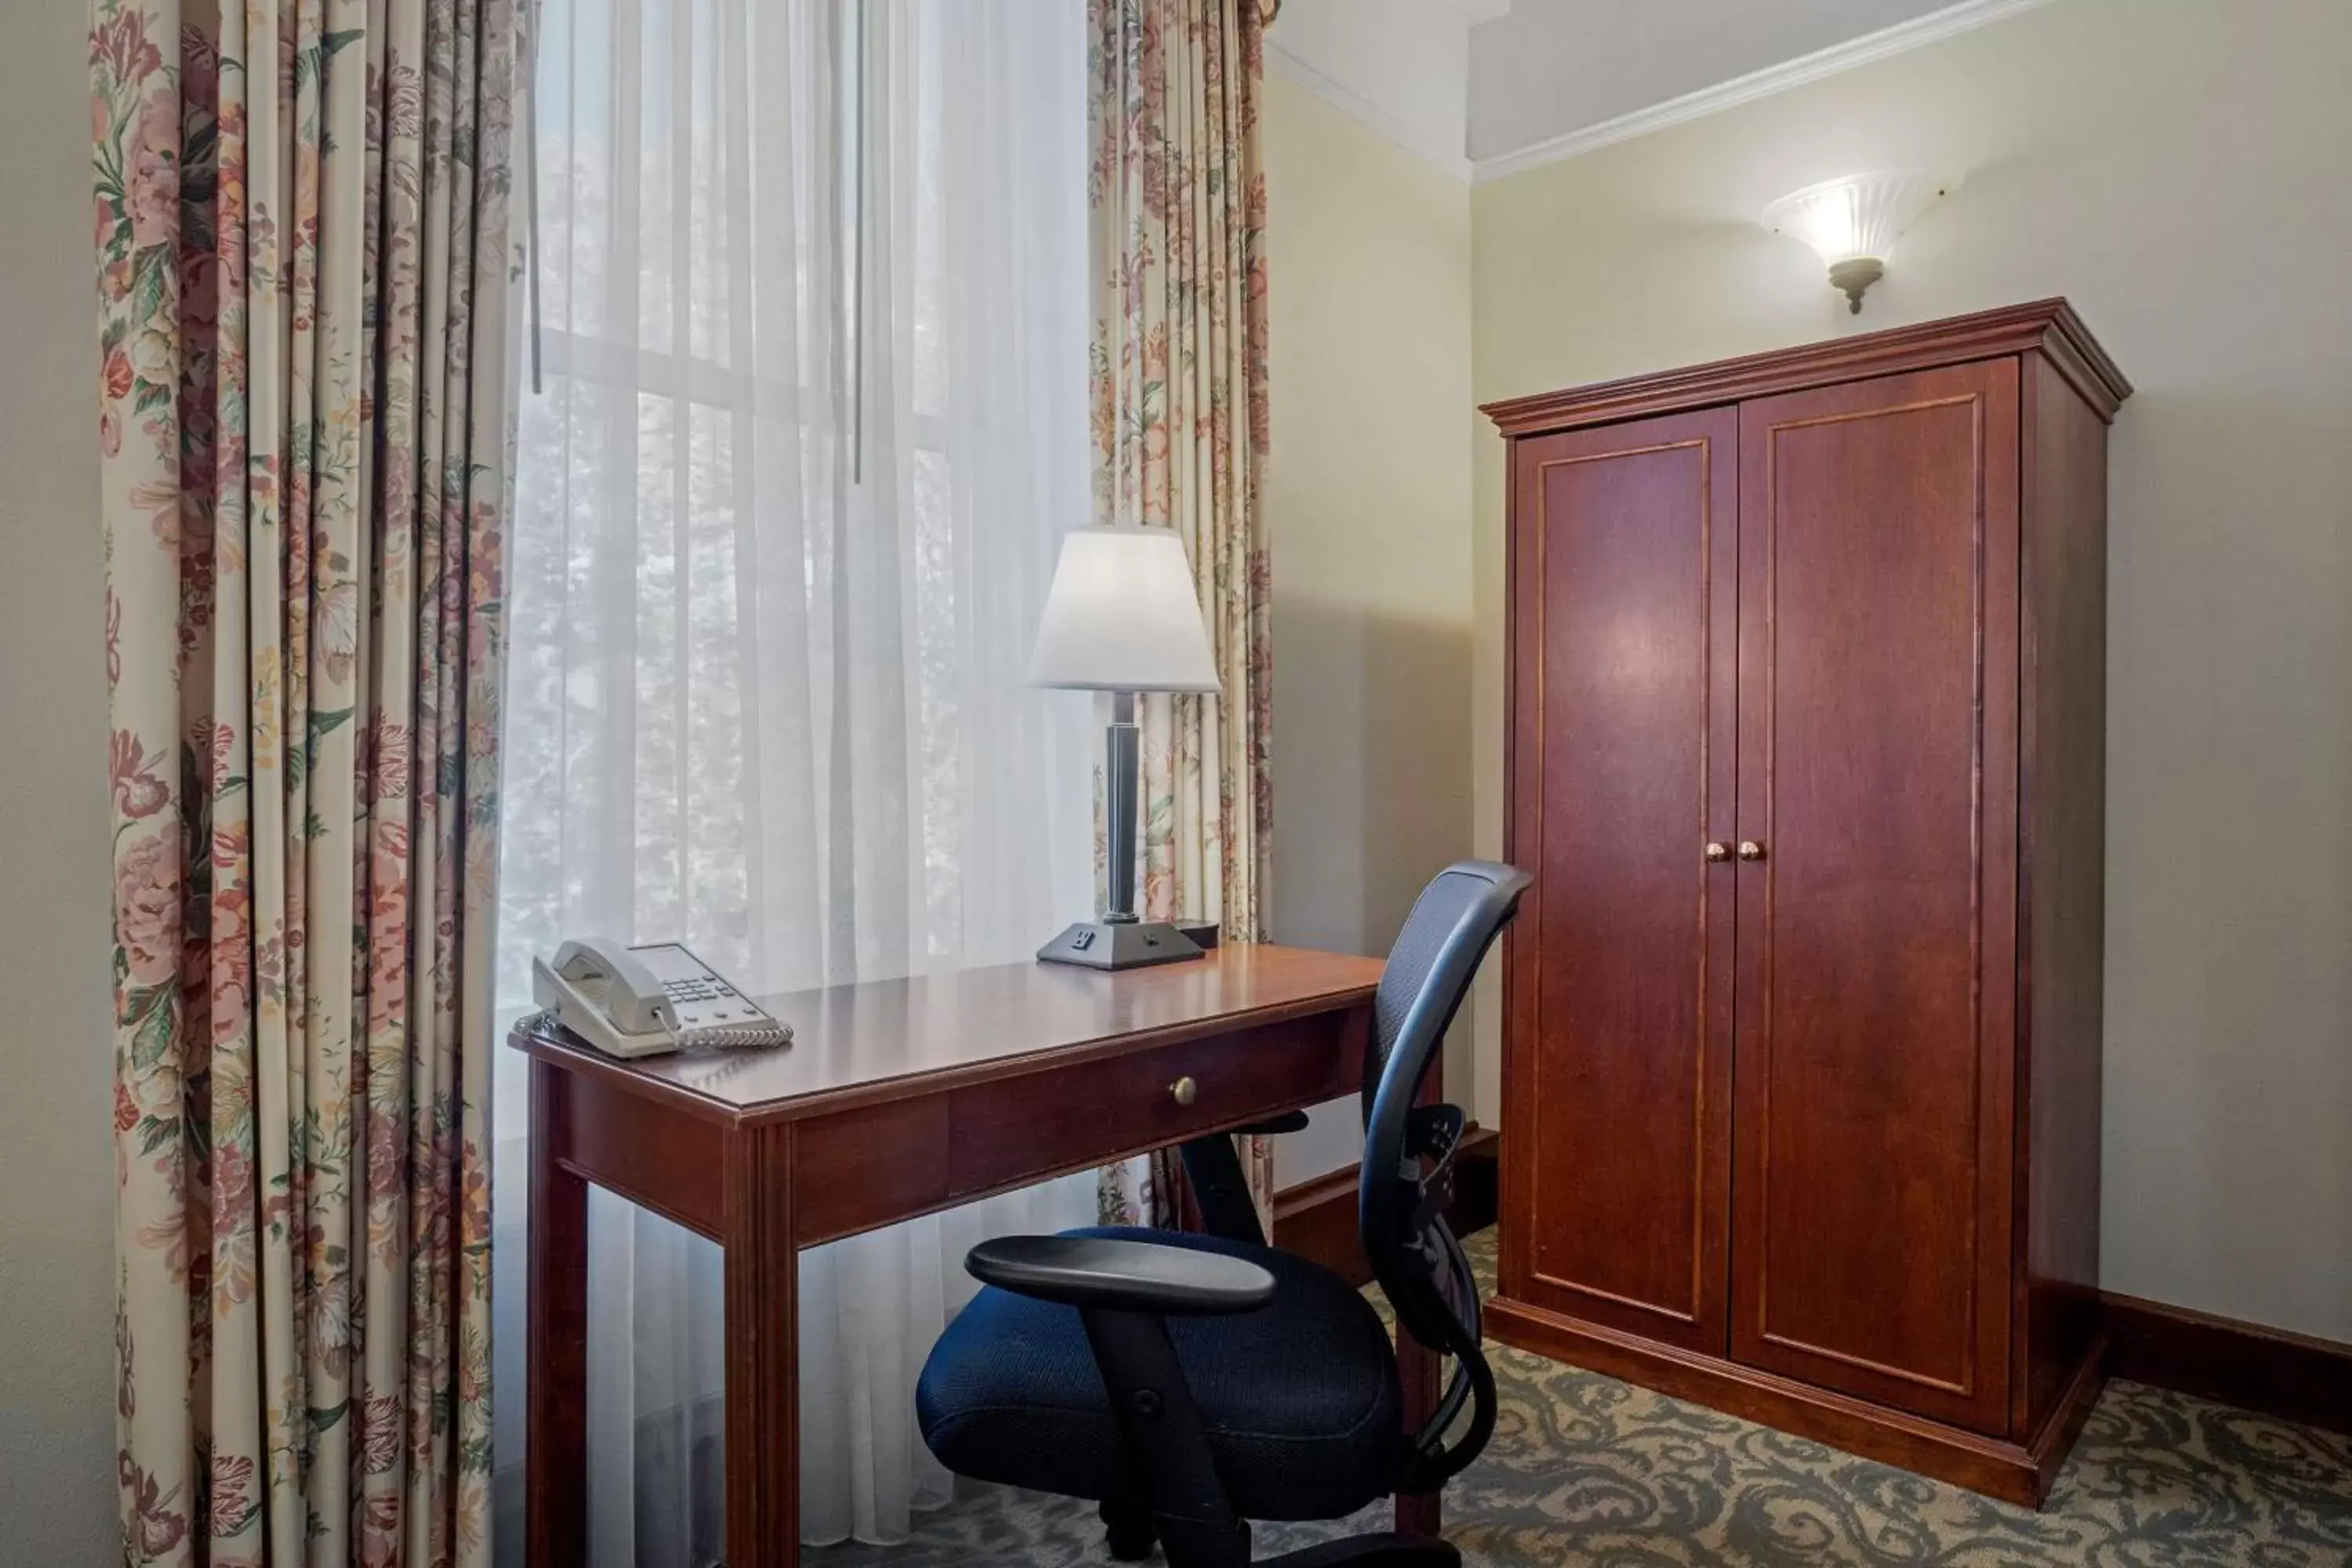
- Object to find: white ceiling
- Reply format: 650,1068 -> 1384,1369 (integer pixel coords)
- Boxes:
1268,0 -> 2035,178
1269,0 -> 1483,176
1465,0 -> 1960,161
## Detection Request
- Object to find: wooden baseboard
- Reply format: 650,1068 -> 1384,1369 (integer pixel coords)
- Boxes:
1486,1292 -> 2098,1507
1270,1127 -> 1497,1288
1270,1163 -> 1367,1283
2028,1330 -> 2110,1501
2103,1289 -> 2352,1439
1306,1123 -> 2352,1482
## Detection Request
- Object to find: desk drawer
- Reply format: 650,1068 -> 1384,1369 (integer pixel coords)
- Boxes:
950,1013 -> 1357,1196
793,1009 -> 1363,1246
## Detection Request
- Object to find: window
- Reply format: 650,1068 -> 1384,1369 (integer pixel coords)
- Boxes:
489,3 -> 1095,1555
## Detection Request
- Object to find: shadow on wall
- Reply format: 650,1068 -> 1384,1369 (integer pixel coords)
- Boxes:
1267,597 -> 1477,1187
1269,596 -> 1476,960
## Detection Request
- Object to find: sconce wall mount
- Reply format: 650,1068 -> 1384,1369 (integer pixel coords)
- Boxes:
1827,258 -> 1886,314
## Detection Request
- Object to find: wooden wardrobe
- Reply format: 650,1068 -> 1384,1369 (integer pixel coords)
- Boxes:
1483,300 -> 2129,1505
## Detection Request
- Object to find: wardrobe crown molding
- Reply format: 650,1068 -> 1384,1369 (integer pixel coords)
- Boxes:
1479,297 -> 2132,438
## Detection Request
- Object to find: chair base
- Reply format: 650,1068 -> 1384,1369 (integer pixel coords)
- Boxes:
1102,1495 -> 1157,1562
1261,1534 -> 1461,1566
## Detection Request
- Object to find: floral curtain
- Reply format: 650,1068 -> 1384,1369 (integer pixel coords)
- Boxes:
93,0 -> 519,1562
1088,0 -> 1277,1231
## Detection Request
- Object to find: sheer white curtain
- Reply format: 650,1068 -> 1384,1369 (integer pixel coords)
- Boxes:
488,0 -> 1096,1558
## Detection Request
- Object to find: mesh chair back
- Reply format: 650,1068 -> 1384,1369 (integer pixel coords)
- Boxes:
1357,859 -> 1530,1491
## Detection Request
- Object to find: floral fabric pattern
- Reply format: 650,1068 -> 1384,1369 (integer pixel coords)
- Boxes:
1088,0 -> 1276,1230
93,0 -> 518,1562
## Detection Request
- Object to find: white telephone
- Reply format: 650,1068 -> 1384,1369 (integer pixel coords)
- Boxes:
532,939 -> 791,1059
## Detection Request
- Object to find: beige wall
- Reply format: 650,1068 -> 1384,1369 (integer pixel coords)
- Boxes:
1470,0 -> 2352,1341
1262,74 -> 1478,1184
0,0 -> 120,1557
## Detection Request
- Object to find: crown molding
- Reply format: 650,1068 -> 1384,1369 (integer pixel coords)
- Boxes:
1469,0 -> 2054,184
1265,37 -> 1475,183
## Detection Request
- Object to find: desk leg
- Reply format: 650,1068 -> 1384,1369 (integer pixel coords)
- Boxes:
527,1061 -> 590,1566
724,1123 -> 800,1566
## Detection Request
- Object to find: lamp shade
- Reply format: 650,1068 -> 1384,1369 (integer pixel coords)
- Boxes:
1761,172 -> 1954,267
1028,526 -> 1221,693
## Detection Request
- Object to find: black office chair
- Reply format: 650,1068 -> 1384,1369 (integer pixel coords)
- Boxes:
915,861 -> 1532,1567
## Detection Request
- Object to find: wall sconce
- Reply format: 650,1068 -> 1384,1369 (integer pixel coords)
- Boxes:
1762,172 -> 1955,314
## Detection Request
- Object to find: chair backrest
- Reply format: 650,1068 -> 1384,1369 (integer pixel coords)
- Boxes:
1357,859 -> 1530,1492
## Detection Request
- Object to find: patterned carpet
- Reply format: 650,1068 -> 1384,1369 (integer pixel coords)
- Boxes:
811,1232 -> 2352,1566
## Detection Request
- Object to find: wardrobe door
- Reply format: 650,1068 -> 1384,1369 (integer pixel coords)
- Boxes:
1730,361 -> 2019,1432
1502,407 -> 1738,1353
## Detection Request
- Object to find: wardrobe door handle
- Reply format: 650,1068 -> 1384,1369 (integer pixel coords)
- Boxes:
1737,840 -> 1766,862
1704,841 -> 1732,862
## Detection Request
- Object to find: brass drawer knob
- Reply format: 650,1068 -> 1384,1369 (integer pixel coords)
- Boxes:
1705,841 -> 1731,862
1170,1076 -> 1199,1107
1737,840 -> 1766,862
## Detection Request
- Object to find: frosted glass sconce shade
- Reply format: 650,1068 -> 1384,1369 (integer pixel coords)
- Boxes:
1762,172 -> 1955,314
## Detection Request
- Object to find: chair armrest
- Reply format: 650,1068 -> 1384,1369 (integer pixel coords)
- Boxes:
1228,1109 -> 1310,1136
965,1236 -> 1276,1316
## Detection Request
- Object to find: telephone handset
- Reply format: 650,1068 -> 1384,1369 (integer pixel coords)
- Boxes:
532,938 -> 791,1059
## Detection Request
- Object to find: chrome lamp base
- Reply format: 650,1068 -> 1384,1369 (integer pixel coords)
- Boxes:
1036,919 -> 1205,971
1038,691 -> 1210,972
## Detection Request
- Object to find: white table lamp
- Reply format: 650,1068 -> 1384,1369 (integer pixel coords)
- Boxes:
1030,526 -> 1221,969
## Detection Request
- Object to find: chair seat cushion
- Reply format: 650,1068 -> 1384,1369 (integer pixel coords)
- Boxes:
916,1227 -> 1404,1522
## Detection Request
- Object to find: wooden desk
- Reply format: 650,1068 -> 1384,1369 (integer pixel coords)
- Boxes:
514,943 -> 1441,1566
